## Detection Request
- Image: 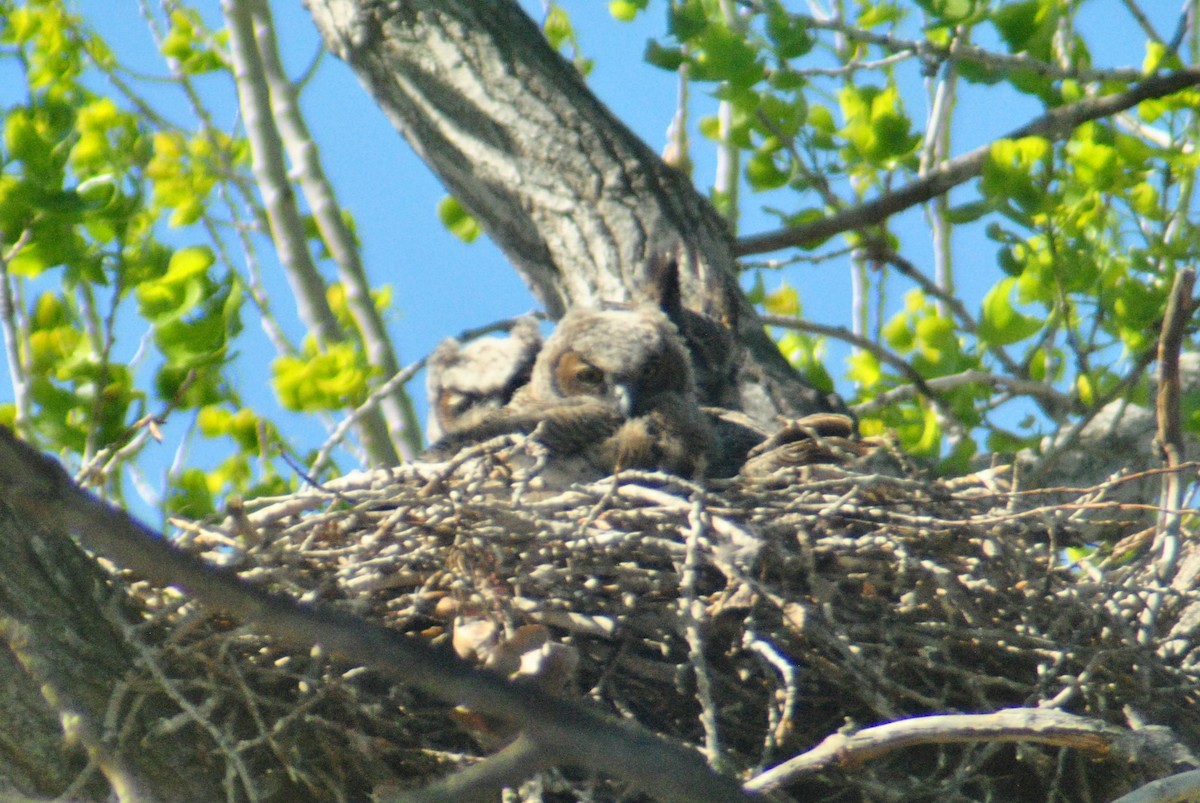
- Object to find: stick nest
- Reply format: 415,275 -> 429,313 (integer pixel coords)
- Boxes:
120,441 -> 1200,802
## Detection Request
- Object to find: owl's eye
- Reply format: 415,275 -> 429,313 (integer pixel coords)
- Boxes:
439,390 -> 474,421
573,363 -> 605,388
555,352 -> 607,397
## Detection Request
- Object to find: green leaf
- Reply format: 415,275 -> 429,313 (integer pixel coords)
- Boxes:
746,149 -> 789,190
764,284 -> 799,315
608,0 -> 647,22
668,0 -> 708,42
981,136 -> 1052,211
992,0 -> 1056,59
167,467 -> 216,519
978,277 -> 1044,346
543,6 -> 573,50
644,40 -> 685,72
690,24 -> 764,87
944,200 -> 990,224
436,196 -> 480,243
765,4 -> 812,60
272,342 -> 369,412
914,0 -> 976,24
135,245 -> 215,323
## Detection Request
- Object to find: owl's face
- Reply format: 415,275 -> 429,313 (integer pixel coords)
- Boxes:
425,318 -> 542,441
532,307 -> 695,418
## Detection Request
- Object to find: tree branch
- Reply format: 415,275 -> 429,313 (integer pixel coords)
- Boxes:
745,707 -> 1190,794
245,0 -> 422,460
222,0 -> 401,467
0,427 -> 751,803
735,69 -> 1200,257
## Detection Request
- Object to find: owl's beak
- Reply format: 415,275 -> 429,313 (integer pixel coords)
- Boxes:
612,383 -> 635,418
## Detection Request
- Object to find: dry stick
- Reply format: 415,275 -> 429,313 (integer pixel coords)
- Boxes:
0,429 -> 750,803
1138,268 -> 1198,647
1111,768 -> 1200,803
734,69 -> 1200,257
744,707 -> 1179,795
682,492 -> 722,767
389,733 -> 553,803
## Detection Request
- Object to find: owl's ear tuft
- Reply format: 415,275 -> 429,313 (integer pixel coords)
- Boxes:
644,252 -> 684,325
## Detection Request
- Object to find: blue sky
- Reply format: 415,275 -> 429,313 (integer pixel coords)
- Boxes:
4,1 -> 1180,516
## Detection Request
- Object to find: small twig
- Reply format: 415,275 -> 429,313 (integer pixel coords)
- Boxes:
745,707 -> 1173,794
310,357 -> 426,476
754,6 -> 1147,84
850,368 -> 1073,415
681,491 -> 721,767
386,732 -> 551,803
743,627 -> 797,769
761,315 -> 935,397
1112,768 -> 1200,803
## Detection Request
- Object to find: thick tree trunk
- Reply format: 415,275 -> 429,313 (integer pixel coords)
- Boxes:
0,498 -> 223,800
306,0 -> 840,420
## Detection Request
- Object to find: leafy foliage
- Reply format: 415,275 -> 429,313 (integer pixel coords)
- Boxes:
624,0 -> 1200,473
0,0 -> 411,512
2,0 -> 1200,517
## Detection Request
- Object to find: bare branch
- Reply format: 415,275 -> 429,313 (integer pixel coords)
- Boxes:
222,0 -> 400,467
735,69 -> 1200,257
745,707 -> 1185,794
850,369 -> 1073,415
776,7 -> 1147,84
245,0 -> 422,460
0,229 -> 33,439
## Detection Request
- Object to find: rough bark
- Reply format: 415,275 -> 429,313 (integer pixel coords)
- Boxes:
305,0 -> 840,420
0,495 -> 223,800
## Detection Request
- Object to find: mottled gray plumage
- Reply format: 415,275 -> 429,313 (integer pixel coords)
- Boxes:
427,305 -> 712,482
424,317 -> 542,443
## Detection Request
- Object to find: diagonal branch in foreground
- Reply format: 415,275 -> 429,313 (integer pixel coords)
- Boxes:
0,427 -> 750,803
735,69 -> 1200,257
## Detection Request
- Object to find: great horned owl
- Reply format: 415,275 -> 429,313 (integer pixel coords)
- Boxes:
517,304 -> 712,478
424,317 -> 542,443
426,305 -> 711,482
